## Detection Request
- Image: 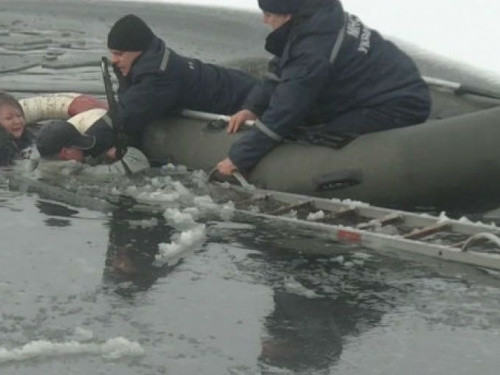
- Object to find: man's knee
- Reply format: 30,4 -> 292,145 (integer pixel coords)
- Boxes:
324,107 -> 425,135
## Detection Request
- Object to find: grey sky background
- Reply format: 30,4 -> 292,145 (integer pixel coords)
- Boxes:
112,0 -> 500,77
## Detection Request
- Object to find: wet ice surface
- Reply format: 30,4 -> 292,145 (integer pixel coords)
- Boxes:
2,170 -> 500,375
1,1 -> 500,373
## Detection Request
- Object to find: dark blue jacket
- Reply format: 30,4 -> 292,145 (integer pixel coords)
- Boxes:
229,0 -> 431,171
0,127 -> 36,165
114,37 -> 257,141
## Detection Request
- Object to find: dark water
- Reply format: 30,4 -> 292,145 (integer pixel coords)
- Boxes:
1,1 -> 500,373
1,175 -> 500,374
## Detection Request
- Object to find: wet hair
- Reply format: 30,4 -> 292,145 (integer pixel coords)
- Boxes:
0,92 -> 27,166
0,127 -> 18,165
0,91 -> 24,116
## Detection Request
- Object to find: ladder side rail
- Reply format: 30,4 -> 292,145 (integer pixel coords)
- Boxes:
241,208 -> 500,271
364,231 -> 500,271
251,188 -> 500,236
225,186 -> 500,236
352,205 -> 500,236
245,187 -> 360,212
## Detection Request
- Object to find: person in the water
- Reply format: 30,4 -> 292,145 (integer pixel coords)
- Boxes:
0,92 -> 113,167
35,116 -> 150,179
0,92 -> 36,165
0,91 -> 146,178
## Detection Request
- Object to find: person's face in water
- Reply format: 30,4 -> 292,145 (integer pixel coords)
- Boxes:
109,49 -> 143,76
59,146 -> 117,164
59,147 -> 85,163
262,11 -> 292,30
0,103 -> 26,139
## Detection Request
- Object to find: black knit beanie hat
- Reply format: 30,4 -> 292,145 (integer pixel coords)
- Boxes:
107,14 -> 155,51
258,0 -> 306,15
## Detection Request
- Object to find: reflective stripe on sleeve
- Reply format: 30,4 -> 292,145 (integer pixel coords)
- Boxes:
102,113 -> 114,129
159,49 -> 171,71
264,72 -> 281,82
255,120 -> 282,142
329,13 -> 348,65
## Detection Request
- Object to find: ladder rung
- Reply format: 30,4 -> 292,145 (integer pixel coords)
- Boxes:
329,206 -> 357,218
357,213 -> 404,230
450,235 -> 475,248
450,239 -> 468,249
403,222 -> 451,240
268,200 -> 312,215
235,194 -> 269,206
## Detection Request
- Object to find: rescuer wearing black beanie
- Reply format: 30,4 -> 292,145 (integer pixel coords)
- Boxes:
107,14 -> 155,51
99,14 -> 258,148
258,0 -> 305,15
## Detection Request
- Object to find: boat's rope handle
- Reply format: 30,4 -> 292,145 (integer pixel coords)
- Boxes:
207,167 -> 252,189
182,109 -> 255,127
232,171 -> 252,189
461,232 -> 500,252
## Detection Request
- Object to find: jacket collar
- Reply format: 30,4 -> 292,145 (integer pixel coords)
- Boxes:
264,0 -> 343,57
265,20 -> 293,57
113,37 -> 166,83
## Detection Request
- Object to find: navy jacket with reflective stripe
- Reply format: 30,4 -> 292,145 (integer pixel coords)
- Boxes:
114,37 -> 257,141
229,0 -> 430,171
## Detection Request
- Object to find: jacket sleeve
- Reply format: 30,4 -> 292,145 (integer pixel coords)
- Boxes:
230,54 -> 330,171
116,73 -> 181,139
117,147 -> 151,174
84,117 -> 117,157
80,148 -> 150,178
242,58 -> 280,116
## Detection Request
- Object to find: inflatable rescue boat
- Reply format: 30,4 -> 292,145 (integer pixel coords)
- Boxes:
16,72 -> 500,213
141,75 -> 500,212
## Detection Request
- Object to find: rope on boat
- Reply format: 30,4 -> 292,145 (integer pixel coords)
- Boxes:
232,171 -> 252,189
207,168 -> 253,190
181,109 -> 255,127
461,232 -> 500,253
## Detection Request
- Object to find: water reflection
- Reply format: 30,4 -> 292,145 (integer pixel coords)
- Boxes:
260,267 -> 394,373
3,180 -> 500,373
102,209 -> 178,295
259,291 -> 342,374
227,224 -> 397,374
36,200 -> 78,227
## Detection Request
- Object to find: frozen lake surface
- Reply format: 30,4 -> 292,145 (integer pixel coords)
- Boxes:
2,172 -> 500,374
1,1 -> 500,374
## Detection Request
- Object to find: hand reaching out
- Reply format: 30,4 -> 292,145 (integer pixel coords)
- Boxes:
227,109 -> 257,134
216,157 -> 237,175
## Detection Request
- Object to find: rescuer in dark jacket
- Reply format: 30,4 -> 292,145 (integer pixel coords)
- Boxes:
217,0 -> 431,175
104,14 -> 258,144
